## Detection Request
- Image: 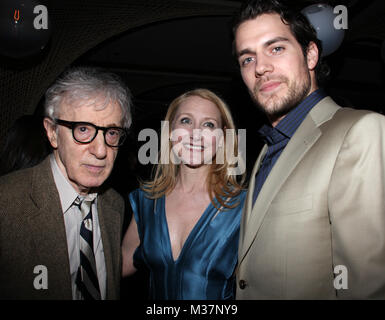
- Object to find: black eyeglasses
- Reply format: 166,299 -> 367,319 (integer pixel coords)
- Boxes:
55,119 -> 127,147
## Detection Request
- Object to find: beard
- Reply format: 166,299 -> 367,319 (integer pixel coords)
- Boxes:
250,71 -> 311,121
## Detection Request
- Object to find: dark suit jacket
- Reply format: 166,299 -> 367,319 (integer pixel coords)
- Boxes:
0,157 -> 124,299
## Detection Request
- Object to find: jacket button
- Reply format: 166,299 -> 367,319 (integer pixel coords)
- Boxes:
239,280 -> 247,289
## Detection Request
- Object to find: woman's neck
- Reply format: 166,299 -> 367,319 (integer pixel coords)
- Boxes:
175,164 -> 210,194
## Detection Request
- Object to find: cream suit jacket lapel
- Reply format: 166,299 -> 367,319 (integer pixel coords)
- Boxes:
238,144 -> 267,258
239,97 -> 340,264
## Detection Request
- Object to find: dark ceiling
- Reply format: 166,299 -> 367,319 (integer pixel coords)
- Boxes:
75,0 -> 385,181
76,0 -> 385,120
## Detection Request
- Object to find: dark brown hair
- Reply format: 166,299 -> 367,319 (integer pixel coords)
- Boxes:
232,0 -> 330,85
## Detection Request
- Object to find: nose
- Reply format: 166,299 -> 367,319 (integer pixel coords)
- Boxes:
255,54 -> 273,77
89,131 -> 108,159
191,128 -> 202,142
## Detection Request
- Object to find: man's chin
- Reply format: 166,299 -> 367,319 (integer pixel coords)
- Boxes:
253,91 -> 307,121
78,177 -> 108,192
267,104 -> 296,120
254,98 -> 288,117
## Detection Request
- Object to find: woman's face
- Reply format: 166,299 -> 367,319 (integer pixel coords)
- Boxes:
170,95 -> 224,167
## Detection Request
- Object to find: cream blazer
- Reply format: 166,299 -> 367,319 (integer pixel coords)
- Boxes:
236,97 -> 385,299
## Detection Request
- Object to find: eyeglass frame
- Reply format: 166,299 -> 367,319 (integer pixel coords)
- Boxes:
54,118 -> 127,147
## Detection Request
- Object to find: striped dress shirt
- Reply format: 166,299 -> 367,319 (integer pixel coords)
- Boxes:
49,154 -> 107,299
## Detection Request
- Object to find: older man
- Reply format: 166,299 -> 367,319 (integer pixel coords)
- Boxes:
234,0 -> 385,299
0,67 -> 132,299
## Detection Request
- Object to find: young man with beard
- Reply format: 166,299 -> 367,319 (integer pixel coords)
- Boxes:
233,0 -> 385,299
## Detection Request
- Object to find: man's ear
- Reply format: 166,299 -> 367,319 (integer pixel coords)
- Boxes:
43,117 -> 58,149
306,41 -> 319,71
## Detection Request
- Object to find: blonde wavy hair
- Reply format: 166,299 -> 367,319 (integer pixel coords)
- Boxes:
141,88 -> 245,209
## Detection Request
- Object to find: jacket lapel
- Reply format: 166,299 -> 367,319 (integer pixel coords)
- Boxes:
97,192 -> 122,300
239,97 -> 340,263
238,145 -> 267,254
27,157 -> 72,299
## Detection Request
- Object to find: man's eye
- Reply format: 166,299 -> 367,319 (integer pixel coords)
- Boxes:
107,129 -> 119,136
241,57 -> 254,66
272,46 -> 284,54
74,125 -> 93,140
77,126 -> 90,134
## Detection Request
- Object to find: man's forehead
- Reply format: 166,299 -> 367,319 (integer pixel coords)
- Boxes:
236,13 -> 293,44
62,93 -> 108,109
58,99 -> 122,123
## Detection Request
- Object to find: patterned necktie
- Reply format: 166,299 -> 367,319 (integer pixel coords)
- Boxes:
73,194 -> 101,300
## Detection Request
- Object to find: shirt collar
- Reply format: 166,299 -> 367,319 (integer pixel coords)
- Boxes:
258,125 -> 286,145
258,89 -> 327,145
49,154 -> 97,214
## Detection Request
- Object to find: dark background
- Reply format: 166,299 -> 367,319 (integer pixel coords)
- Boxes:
0,0 -> 384,300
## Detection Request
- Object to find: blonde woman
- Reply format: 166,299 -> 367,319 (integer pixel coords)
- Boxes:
122,89 -> 246,299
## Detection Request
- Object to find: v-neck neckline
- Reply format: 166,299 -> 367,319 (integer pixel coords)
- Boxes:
160,195 -> 214,264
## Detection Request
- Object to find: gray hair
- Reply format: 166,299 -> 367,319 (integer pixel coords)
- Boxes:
44,67 -> 132,129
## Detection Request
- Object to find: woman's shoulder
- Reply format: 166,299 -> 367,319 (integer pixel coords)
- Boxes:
128,187 -> 161,224
233,189 -> 247,206
238,189 -> 248,197
216,188 -> 247,212
228,188 -> 248,201
129,187 -> 154,204
129,187 -> 166,212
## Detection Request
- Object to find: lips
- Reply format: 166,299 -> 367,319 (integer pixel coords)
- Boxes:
84,164 -> 105,173
259,81 -> 281,92
183,143 -> 204,151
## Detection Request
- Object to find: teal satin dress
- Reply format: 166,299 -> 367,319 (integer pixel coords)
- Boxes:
129,188 -> 246,300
